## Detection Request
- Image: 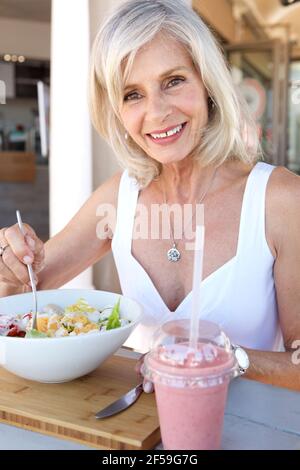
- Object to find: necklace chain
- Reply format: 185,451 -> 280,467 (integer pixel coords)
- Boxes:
162,166 -> 218,262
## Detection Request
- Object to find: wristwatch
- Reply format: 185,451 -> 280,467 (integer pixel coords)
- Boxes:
231,343 -> 250,375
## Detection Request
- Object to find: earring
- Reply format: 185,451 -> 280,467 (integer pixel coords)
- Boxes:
125,132 -> 128,140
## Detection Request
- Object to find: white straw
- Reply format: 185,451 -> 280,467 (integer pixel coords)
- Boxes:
189,225 -> 205,351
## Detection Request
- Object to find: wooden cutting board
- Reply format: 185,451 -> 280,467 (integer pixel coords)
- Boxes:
0,355 -> 160,450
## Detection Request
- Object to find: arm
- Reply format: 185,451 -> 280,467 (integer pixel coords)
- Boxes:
38,171 -> 122,289
244,349 -> 300,390
0,172 -> 122,295
243,167 -> 300,391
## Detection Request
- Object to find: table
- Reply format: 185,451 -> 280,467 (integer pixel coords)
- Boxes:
1,349 -> 300,450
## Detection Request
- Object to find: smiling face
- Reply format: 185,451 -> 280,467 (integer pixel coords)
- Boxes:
119,33 -> 209,166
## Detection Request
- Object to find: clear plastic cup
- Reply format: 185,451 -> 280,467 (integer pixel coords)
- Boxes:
143,319 -> 239,450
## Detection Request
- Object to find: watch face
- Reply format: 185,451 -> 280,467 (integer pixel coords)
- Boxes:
235,347 -> 250,370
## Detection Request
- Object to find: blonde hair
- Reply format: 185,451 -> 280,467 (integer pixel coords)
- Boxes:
90,0 -> 260,188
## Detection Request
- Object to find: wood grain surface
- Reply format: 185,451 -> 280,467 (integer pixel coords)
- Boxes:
0,355 -> 160,450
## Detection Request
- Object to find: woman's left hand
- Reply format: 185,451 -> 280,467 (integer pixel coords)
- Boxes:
135,353 -> 154,393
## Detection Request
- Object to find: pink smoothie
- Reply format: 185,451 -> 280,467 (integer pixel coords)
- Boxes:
145,343 -> 235,450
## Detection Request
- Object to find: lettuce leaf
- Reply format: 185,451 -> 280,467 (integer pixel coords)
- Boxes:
25,329 -> 48,339
106,298 -> 121,330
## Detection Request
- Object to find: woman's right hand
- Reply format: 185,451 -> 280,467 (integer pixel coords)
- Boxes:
0,224 -> 45,297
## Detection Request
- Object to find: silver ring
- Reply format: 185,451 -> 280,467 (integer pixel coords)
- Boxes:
0,245 -> 8,257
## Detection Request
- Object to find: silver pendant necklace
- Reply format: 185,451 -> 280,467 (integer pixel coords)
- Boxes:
163,166 -> 218,262
167,243 -> 181,262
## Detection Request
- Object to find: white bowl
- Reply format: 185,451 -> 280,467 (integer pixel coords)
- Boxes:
0,289 -> 142,383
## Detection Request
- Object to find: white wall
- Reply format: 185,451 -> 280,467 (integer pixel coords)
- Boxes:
50,0 -> 93,288
0,18 -> 50,60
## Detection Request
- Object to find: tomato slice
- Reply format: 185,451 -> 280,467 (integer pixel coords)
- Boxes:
7,325 -> 19,337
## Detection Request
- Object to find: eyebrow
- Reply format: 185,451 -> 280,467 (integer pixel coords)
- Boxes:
124,66 -> 190,92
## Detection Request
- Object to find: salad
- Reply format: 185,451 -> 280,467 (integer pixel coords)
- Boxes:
0,297 -> 129,338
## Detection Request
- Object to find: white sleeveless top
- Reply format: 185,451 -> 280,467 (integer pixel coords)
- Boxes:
112,162 -> 282,353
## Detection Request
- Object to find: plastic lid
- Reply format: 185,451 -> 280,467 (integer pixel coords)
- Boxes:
143,319 -> 239,388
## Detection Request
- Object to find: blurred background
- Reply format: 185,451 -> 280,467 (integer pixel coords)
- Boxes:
0,0 -> 300,291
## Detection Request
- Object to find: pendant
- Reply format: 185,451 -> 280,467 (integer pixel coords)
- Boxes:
167,244 -> 181,262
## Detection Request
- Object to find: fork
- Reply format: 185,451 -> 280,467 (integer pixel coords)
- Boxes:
16,210 -> 38,330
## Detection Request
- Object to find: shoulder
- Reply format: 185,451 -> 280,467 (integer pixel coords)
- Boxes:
65,171 -> 123,226
73,171 -> 124,242
267,165 -> 300,209
266,165 -> 300,257
91,171 -> 123,207
74,172 -> 123,225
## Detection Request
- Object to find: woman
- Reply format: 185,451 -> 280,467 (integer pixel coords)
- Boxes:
1,0 -> 300,391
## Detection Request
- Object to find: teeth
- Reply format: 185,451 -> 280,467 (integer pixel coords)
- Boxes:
150,124 -> 183,139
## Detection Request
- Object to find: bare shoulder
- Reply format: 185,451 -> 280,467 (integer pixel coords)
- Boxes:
67,170 -> 123,230
91,171 -> 123,206
267,165 -> 300,210
266,165 -> 300,256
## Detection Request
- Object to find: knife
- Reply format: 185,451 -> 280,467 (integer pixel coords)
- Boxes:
95,382 -> 144,419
